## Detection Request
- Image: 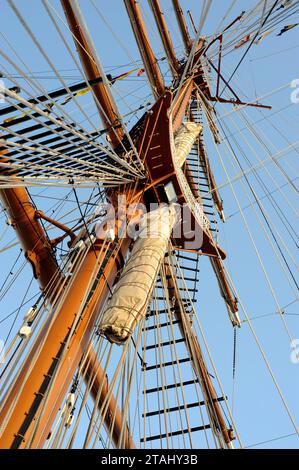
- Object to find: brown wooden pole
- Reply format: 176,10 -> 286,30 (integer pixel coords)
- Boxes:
172,0 -> 192,51
0,146 -> 135,448
0,187 -> 60,291
148,0 -> 180,75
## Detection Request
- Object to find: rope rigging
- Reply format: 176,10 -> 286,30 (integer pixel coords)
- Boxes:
0,0 -> 298,450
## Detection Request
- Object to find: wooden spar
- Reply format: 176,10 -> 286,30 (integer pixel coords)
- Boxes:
172,0 -> 192,52
185,116 -> 238,321
0,0 -> 240,444
0,187 -> 60,292
187,9 -> 197,35
0,0 -> 167,447
0,146 -> 135,448
60,0 -> 124,148
148,0 -> 180,75
210,256 -> 239,318
164,263 -> 234,447
124,0 -> 165,100
84,348 -> 136,449
0,234 -> 132,448
171,79 -> 194,131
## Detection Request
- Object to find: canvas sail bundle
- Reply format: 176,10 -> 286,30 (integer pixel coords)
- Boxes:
174,121 -> 203,167
99,205 -> 179,344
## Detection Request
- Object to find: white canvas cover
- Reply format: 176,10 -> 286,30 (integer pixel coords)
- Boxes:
174,121 -> 203,167
99,205 -> 179,344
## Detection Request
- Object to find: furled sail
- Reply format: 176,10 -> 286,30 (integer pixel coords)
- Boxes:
174,121 -> 203,167
99,204 -> 179,344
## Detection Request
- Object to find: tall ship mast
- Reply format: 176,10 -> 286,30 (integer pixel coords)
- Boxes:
0,0 -> 298,449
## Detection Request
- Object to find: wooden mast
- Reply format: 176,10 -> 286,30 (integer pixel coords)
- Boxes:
0,174 -> 135,450
148,0 -> 180,75
0,1 -> 239,449
124,0 -> 165,99
172,0 -> 192,52
60,0 -> 124,148
164,263 -> 234,447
